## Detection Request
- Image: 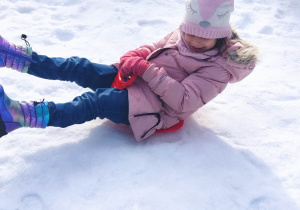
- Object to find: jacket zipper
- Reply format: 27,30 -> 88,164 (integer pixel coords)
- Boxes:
147,47 -> 172,61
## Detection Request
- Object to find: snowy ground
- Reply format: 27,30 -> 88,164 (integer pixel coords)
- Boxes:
1,0 -> 300,209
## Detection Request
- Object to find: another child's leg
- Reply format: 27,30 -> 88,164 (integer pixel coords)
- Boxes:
0,34 -> 117,90
0,85 -> 129,138
28,52 -> 118,91
0,85 -> 49,137
0,35 -> 33,72
48,88 -> 129,127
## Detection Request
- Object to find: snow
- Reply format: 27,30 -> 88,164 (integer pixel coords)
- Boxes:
0,0 -> 300,209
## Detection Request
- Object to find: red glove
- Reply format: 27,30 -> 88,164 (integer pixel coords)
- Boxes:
121,48 -> 150,60
119,48 -> 152,77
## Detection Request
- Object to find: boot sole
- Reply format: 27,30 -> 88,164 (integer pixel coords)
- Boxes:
0,114 -> 8,138
0,85 -> 8,137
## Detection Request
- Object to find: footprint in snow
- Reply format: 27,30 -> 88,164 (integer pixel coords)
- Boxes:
235,12 -> 255,29
137,19 -> 167,27
20,193 -> 45,210
248,196 -> 268,210
16,6 -> 35,14
274,9 -> 286,19
54,29 -> 75,42
258,26 -> 274,35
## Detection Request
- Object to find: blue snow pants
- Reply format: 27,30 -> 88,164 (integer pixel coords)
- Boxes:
28,52 -> 130,127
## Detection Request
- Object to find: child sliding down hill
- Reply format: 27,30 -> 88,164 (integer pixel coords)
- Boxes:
0,0 -> 258,141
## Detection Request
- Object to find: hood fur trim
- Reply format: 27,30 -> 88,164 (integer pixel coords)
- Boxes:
227,30 -> 259,65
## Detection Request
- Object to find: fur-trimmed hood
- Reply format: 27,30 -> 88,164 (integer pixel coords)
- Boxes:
215,29 -> 259,83
227,30 -> 259,66
175,26 -> 258,83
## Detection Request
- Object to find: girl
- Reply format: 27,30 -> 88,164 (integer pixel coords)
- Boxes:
0,0 -> 258,141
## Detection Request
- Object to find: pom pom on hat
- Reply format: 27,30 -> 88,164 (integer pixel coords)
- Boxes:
181,0 -> 234,39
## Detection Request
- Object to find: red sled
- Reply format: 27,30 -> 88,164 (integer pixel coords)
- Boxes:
111,71 -> 184,133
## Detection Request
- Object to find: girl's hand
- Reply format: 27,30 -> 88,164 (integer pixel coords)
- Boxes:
119,57 -> 152,77
120,48 -> 151,61
119,48 -> 152,77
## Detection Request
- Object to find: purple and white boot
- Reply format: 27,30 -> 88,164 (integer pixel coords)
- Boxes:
0,85 -> 49,138
0,35 -> 35,73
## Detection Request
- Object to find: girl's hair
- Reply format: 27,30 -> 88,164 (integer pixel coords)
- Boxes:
213,37 -> 229,56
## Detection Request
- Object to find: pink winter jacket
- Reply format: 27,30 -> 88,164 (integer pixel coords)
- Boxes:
116,28 -> 258,141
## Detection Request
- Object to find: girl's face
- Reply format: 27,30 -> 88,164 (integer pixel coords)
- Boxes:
184,34 -> 217,53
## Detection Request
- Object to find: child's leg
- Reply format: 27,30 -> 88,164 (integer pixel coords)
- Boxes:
48,87 -> 130,127
0,85 -> 128,138
0,85 -> 49,137
0,35 -> 33,72
0,35 -> 117,90
28,52 -> 118,91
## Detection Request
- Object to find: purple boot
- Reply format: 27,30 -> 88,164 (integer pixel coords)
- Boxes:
0,85 -> 49,138
0,35 -> 35,73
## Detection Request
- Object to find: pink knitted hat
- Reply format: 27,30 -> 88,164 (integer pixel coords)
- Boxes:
181,0 -> 234,38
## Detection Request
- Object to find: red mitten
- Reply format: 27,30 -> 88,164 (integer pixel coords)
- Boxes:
119,48 -> 152,77
120,48 -> 150,62
120,56 -> 152,77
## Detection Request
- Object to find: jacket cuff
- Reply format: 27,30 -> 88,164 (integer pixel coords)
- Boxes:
142,65 -> 164,82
